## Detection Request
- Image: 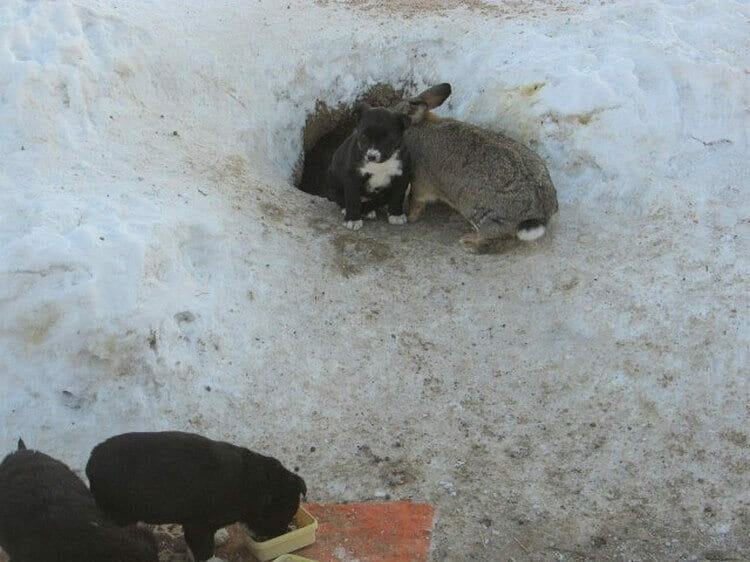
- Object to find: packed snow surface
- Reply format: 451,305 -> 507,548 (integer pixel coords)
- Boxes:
0,0 -> 748,560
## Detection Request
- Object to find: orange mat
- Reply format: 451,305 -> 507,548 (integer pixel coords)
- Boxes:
0,502 -> 435,562
296,501 -> 435,562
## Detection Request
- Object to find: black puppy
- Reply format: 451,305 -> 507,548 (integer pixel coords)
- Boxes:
328,105 -> 411,230
0,439 -> 158,562
86,431 -> 306,562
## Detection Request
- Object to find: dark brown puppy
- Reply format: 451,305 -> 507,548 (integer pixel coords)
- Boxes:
0,439 -> 158,562
86,431 -> 306,562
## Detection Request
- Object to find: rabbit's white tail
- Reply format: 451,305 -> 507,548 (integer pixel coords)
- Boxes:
516,219 -> 546,241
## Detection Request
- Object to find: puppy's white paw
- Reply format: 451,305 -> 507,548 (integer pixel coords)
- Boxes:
340,208 -> 346,215
214,527 -> 230,546
345,219 -> 363,231
364,210 -> 377,219
388,214 -> 408,225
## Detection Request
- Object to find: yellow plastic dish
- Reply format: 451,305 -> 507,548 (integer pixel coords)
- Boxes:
247,507 -> 318,562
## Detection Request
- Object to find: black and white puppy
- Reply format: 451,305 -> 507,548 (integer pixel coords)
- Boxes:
328,105 -> 411,230
86,431 -> 306,562
0,439 -> 158,562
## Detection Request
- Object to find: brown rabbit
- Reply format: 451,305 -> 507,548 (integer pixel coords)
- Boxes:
394,84 -> 559,251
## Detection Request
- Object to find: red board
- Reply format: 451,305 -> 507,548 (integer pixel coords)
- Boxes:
0,502 -> 435,562
296,501 -> 435,562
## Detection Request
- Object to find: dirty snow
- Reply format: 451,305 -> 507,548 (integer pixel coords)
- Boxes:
0,0 -> 748,560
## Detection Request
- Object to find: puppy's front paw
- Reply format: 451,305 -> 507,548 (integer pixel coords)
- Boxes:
344,219 -> 363,231
214,528 -> 230,546
388,214 -> 408,225
364,210 -> 377,220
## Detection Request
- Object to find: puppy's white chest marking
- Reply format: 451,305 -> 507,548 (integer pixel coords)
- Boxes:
359,151 -> 402,193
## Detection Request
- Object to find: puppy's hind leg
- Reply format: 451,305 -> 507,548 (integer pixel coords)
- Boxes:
386,177 -> 409,225
360,199 -> 379,220
183,525 -> 216,562
213,528 -> 230,546
186,548 -> 225,562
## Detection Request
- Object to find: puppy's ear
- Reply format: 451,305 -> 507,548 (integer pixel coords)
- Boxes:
354,102 -> 370,122
294,473 -> 307,500
17,438 -> 26,450
255,486 -> 273,512
245,451 -> 275,508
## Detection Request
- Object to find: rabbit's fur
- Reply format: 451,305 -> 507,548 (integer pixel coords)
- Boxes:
394,84 -> 558,251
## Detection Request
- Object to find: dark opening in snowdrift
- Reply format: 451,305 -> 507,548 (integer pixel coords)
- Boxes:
293,84 -> 406,199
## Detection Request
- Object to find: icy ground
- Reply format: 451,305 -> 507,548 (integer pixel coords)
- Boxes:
1,0 -> 748,560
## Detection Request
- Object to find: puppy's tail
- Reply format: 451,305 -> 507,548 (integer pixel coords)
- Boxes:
17,438 -> 26,450
516,219 -> 547,242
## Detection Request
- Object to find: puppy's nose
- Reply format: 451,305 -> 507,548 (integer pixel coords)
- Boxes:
366,153 -> 378,162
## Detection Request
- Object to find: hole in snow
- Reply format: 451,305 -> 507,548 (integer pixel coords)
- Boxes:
293,83 -> 407,199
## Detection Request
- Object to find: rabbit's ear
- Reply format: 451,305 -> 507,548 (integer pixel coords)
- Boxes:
413,83 -> 452,109
405,99 -> 428,124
